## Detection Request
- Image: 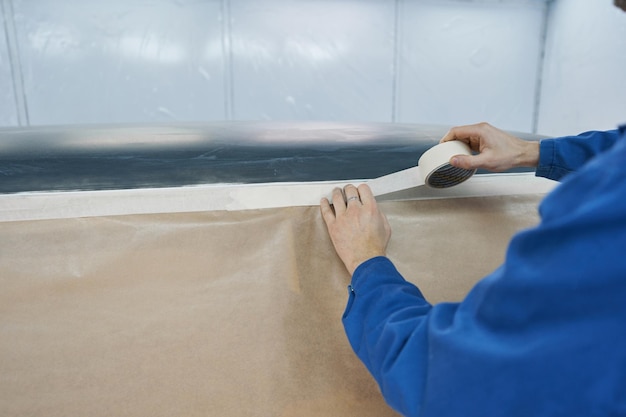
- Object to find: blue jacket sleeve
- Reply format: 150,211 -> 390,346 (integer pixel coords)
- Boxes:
343,130 -> 626,417
342,257 -> 433,417
536,129 -> 620,181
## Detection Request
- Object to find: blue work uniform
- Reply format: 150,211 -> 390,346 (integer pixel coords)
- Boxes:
343,127 -> 626,417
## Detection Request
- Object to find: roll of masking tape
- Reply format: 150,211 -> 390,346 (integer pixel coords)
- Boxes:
418,140 -> 476,188
365,141 -> 475,197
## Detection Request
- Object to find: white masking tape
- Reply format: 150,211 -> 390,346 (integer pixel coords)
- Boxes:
349,141 -> 475,199
0,174 -> 556,221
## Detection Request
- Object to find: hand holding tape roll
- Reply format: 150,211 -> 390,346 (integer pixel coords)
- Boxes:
360,140 -> 476,198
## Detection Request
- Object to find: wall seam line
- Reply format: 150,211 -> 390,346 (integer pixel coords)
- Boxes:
1,0 -> 29,126
391,0 -> 401,123
220,0 -> 234,120
532,0 -> 553,135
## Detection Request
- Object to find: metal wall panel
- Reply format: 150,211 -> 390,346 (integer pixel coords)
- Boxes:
12,0 -> 225,125
538,0 -> 626,136
229,0 -> 395,122
3,0 -> 555,129
396,0 -> 546,132
0,2 -> 18,127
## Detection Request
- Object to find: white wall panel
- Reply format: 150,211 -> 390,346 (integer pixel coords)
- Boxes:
229,0 -> 395,122
537,0 -> 626,136
0,4 -> 18,127
396,0 -> 546,132
3,0 -> 558,130
12,0 -> 225,125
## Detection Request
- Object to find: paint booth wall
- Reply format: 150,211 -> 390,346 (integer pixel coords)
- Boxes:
0,0 -> 624,135
537,0 -> 626,136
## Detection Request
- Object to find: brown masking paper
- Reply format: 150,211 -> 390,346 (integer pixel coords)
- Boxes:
0,195 -> 543,417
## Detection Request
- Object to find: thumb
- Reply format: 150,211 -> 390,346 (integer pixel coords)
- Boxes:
450,154 -> 482,170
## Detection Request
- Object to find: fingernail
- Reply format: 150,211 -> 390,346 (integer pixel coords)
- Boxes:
451,157 -> 458,166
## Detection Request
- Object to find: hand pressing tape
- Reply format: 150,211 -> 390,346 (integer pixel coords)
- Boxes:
366,141 -> 476,197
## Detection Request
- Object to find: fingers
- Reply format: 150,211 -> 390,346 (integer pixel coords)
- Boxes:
320,197 -> 335,226
331,185 -> 363,207
344,184 -> 361,207
440,124 -> 480,144
320,184 -> 367,218
440,122 -> 493,150
357,184 -> 375,206
330,187 -> 347,215
440,128 -> 464,144
321,185 -> 358,220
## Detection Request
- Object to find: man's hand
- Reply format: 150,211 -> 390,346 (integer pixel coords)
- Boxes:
320,184 -> 391,276
440,122 -> 540,172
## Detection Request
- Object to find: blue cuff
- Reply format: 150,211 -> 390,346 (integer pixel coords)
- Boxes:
535,139 -> 572,182
351,256 -> 402,289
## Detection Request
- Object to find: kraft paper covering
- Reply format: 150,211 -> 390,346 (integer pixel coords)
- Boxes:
0,195 -> 542,416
